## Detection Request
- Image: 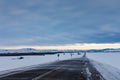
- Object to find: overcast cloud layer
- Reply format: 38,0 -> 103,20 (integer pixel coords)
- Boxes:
0,0 -> 120,46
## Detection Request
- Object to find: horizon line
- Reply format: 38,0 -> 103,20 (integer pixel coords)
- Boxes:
0,43 -> 120,50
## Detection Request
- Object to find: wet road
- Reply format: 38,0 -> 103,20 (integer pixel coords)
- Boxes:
0,56 -> 105,80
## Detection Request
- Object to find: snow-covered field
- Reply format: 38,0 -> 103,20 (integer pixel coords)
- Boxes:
0,53 -> 81,71
0,52 -> 120,80
91,60 -> 120,80
88,53 -> 120,80
0,52 -> 120,72
87,52 -> 120,69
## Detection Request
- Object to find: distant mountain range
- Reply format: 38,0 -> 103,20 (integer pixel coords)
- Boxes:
0,48 -> 120,54
85,48 -> 120,53
0,48 -> 60,54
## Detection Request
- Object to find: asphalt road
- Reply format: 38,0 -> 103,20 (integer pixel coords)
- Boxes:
0,56 -> 105,80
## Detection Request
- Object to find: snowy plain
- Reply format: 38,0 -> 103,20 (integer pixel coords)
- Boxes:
0,52 -> 120,80
0,53 -> 81,71
91,60 -> 120,80
87,52 -> 120,69
0,52 -> 120,71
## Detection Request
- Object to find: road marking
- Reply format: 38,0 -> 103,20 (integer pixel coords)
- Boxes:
0,70 -> 25,78
32,66 -> 63,80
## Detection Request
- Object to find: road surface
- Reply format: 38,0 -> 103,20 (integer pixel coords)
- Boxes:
0,56 -> 105,80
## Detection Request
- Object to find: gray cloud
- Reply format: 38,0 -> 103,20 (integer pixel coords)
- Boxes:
0,0 -> 120,46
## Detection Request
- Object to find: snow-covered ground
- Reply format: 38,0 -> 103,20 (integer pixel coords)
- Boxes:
88,53 -> 120,80
87,52 -> 120,69
0,53 -> 81,71
0,52 -> 120,80
0,52 -> 120,72
91,60 -> 120,80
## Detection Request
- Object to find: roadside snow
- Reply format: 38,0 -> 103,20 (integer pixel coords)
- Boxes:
87,52 -> 120,69
91,60 -> 120,80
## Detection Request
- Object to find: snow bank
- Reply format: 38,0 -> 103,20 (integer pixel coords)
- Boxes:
87,52 -> 120,69
91,60 -> 120,80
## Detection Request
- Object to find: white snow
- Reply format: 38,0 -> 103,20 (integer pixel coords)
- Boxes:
87,52 -> 120,80
0,52 -> 120,80
86,67 -> 91,80
87,52 -> 120,69
91,60 -> 120,80
0,53 -> 81,71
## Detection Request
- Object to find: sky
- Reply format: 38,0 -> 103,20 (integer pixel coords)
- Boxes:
0,0 -> 120,49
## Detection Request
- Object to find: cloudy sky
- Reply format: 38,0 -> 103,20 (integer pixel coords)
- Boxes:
0,0 -> 120,49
